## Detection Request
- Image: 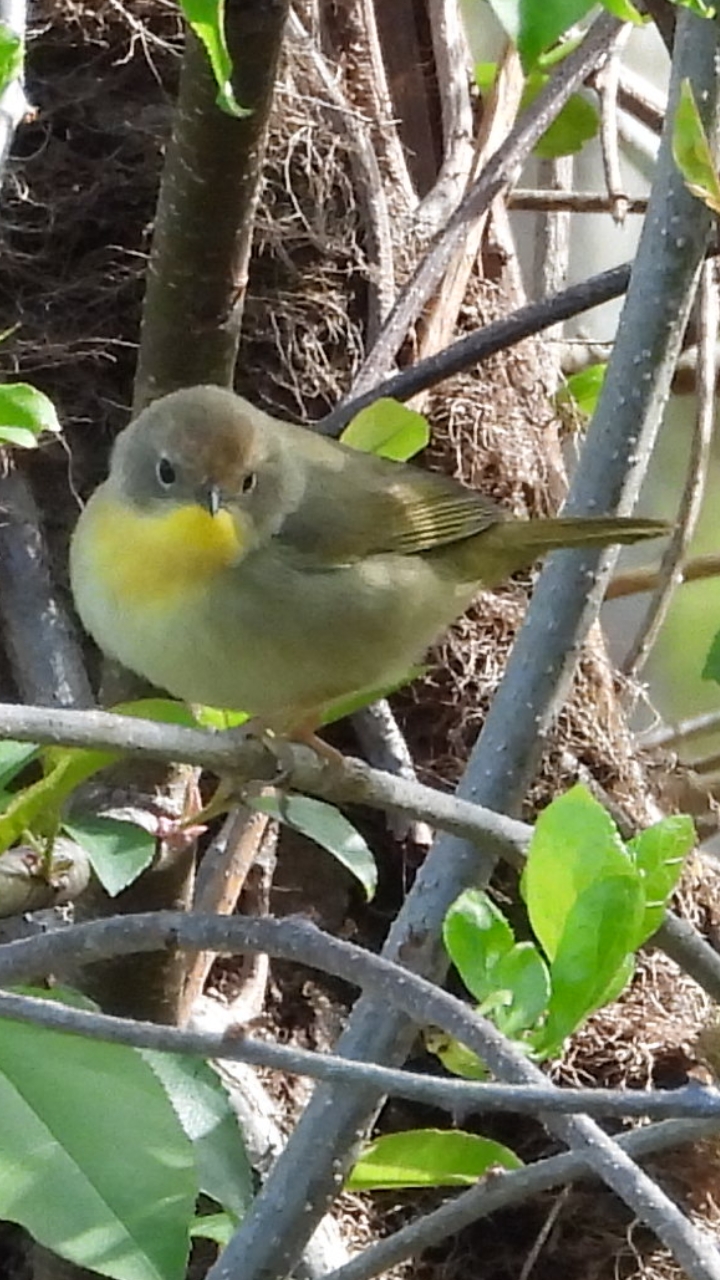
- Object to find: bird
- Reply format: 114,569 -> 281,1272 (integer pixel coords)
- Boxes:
70,385 -> 667,743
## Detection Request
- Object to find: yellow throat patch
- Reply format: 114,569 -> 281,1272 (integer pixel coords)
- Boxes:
85,493 -> 243,607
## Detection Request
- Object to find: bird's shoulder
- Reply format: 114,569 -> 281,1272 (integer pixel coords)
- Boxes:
274,428 -> 507,565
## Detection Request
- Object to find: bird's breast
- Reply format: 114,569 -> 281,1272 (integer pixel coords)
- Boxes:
72,490 -> 244,610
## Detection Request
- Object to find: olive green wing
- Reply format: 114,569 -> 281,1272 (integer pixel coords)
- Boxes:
276,446 -> 507,565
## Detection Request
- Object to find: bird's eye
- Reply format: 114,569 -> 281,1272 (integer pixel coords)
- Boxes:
156,456 -> 176,488
241,472 -> 257,494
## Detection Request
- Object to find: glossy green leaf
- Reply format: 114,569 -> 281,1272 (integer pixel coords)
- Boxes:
0,1013 -> 196,1280
629,815 -> 694,943
193,705 -> 249,730
0,383 -> 60,449
530,87 -> 598,158
599,0 -> 645,20
63,816 -> 155,897
491,942 -> 551,1037
534,875 -> 643,1056
179,0 -> 250,118
484,0 -> 596,69
475,63 -> 598,158
673,79 -> 720,214
0,740 -> 38,790
557,363 -> 607,420
190,1213 -> 234,1246
347,1128 -> 522,1191
521,784 -> 636,962
341,398 -> 430,461
0,24 -> 23,94
142,1054 -> 253,1220
249,793 -> 377,899
443,889 -> 515,1003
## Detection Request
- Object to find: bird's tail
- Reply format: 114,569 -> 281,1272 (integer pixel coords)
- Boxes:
469,515 -> 668,587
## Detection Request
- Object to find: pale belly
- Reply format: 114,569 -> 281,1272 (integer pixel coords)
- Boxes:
72,504 -> 476,728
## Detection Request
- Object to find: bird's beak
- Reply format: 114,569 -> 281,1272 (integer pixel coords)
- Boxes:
204,484 -> 223,517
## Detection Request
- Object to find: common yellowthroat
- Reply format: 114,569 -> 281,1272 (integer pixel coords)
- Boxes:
70,386 -> 667,736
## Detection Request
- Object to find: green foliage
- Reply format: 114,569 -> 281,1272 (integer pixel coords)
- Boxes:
249,792 -> 377,900
436,786 -> 692,1068
63,815 -> 155,896
556,362 -> 607,420
347,1128 -> 522,1191
141,1053 -> 254,1219
477,0 -> 595,70
673,79 -> 720,214
179,0 -> 250,118
0,383 -> 60,449
0,1007 -> 197,1280
0,23 -> 23,95
474,63 -> 598,157
340,398 -> 430,461
0,994 -> 253,1280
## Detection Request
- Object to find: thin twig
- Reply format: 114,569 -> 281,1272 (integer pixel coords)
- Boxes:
4,982 -> 720,1121
509,189 -> 648,214
596,24 -> 632,221
623,263 -> 718,676
2,912 -> 717,1280
644,710 -> 720,750
608,553 -> 720,600
1,701 -> 720,1003
318,261 -> 633,434
287,8 -> 395,342
180,805 -> 272,1019
324,1120 -> 719,1280
345,10 -> 621,396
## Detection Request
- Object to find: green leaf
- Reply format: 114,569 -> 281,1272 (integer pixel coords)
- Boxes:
484,0 -> 596,70
190,1213 -> 234,1247
443,890 -> 515,1004
0,1012 -> 196,1280
0,740 -> 38,790
556,363 -> 607,420
628,815 -> 694,943
528,85 -> 599,159
249,793 -> 377,900
424,1028 -> 488,1079
179,0 -> 250,118
703,627 -> 720,683
340,398 -> 430,461
0,24 -> 23,95
491,942 -> 551,1038
141,1054 -> 253,1220
347,1128 -> 522,1191
521,784 -> 637,962
599,0 -> 645,21
193,705 -> 249,730
673,80 -> 720,214
534,875 -> 643,1056
63,816 -> 155,897
0,383 -> 60,449
475,63 -> 598,158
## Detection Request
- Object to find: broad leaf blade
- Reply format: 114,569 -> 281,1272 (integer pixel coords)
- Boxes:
341,398 -> 430,461
142,1054 -> 253,1220
63,816 -> 155,897
250,793 -> 377,899
629,815 -> 694,943
0,1013 -> 196,1280
521,784 -> 637,962
443,890 -> 515,1004
348,1128 -> 522,1190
